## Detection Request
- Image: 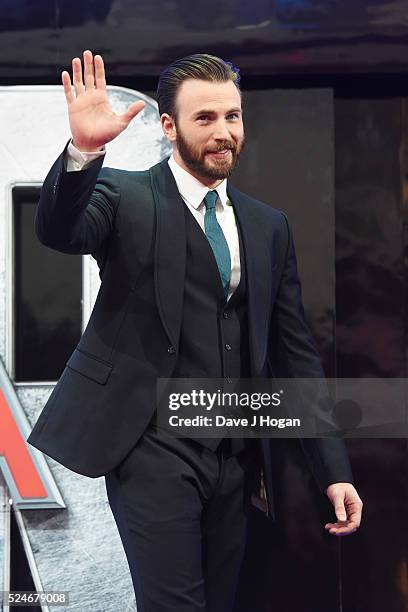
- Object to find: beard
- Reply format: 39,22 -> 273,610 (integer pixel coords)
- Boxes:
175,127 -> 245,181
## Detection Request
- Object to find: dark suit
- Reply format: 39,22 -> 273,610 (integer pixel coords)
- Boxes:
27,141 -> 354,610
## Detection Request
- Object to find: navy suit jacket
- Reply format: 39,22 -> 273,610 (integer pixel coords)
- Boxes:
27,141 -> 354,520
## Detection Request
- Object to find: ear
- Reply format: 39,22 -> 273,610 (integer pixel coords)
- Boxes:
161,113 -> 177,142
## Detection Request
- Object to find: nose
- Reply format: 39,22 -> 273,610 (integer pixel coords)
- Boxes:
212,119 -> 231,142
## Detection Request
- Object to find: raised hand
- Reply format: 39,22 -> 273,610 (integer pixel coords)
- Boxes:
61,50 -> 145,151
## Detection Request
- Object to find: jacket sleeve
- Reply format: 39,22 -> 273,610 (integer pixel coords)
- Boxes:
268,211 -> 355,495
35,140 -> 121,255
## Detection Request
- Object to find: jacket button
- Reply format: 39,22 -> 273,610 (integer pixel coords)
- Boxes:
225,344 -> 231,351
167,346 -> 175,354
223,312 -> 229,319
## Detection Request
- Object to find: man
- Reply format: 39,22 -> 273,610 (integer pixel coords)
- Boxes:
27,50 -> 363,612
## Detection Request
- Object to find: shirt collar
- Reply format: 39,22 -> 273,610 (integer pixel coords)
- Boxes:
168,153 -> 229,210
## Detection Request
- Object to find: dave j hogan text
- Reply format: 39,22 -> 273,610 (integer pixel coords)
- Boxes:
168,414 -> 300,429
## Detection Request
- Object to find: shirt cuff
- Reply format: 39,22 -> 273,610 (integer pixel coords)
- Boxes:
65,139 -> 106,172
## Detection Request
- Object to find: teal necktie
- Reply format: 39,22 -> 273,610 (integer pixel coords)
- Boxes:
203,190 -> 231,297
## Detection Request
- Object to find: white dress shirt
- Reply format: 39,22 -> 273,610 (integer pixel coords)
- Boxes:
65,141 -> 241,300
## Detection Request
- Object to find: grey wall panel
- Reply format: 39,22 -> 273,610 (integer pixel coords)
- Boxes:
232,88 -> 335,374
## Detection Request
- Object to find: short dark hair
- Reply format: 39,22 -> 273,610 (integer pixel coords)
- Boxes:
156,53 -> 241,119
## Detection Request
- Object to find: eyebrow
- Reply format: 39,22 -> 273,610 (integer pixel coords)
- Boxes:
192,108 -> 242,118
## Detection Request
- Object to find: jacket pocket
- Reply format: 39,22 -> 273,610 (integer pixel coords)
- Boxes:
66,348 -> 113,385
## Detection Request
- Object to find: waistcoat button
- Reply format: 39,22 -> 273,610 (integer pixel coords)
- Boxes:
167,346 -> 175,354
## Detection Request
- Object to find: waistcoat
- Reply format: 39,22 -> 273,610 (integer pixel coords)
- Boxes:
172,200 -> 255,456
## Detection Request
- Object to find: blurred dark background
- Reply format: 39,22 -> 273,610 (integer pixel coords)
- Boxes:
1,0 -> 408,79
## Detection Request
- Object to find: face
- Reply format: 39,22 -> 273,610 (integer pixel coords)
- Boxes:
161,78 -> 245,187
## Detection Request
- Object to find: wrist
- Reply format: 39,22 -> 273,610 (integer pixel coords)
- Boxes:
72,139 -> 104,153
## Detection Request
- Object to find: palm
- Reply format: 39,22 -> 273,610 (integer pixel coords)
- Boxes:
69,89 -> 125,150
62,50 -> 145,151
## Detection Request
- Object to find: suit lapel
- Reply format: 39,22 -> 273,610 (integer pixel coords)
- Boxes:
227,184 -> 273,376
149,158 -> 186,349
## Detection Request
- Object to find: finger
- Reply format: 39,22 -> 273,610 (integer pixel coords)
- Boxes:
346,499 -> 363,515
118,100 -> 146,126
345,510 -> 361,527
327,524 -> 358,536
83,49 -> 95,90
325,520 -> 358,529
325,520 -> 359,532
72,57 -> 84,96
332,495 -> 347,521
335,505 -> 347,521
94,55 -> 106,91
61,71 -> 74,104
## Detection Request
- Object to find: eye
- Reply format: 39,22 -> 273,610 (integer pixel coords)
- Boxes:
197,115 -> 210,122
227,113 -> 240,120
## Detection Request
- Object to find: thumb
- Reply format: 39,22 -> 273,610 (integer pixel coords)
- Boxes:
334,499 -> 347,521
119,100 -> 146,126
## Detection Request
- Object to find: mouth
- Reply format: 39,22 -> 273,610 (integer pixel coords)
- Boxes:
207,149 -> 232,159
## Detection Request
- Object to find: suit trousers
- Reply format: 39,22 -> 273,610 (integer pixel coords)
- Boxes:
104,421 -> 260,612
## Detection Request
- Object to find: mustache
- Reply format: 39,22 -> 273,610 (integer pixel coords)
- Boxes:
206,143 -> 235,153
